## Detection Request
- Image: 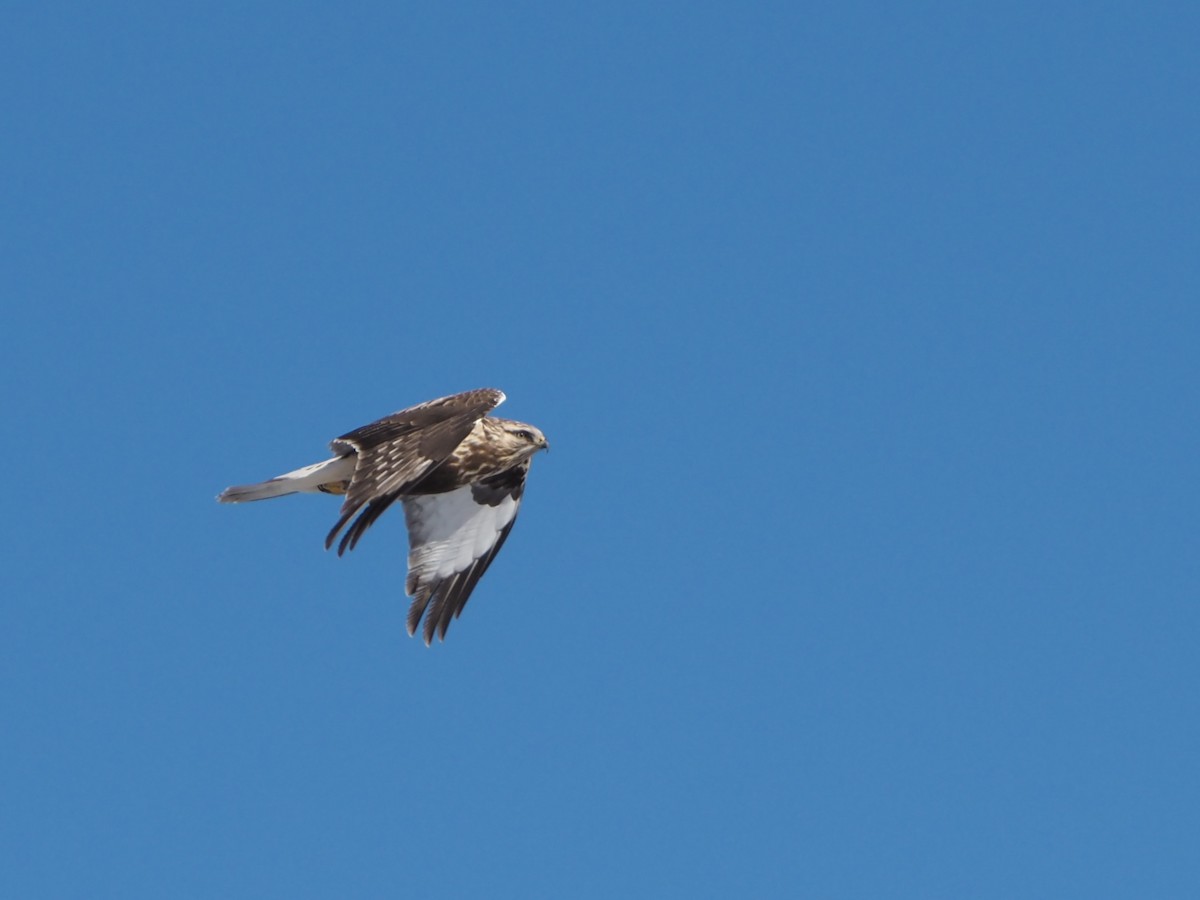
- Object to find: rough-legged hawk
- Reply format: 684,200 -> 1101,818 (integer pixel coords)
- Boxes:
218,388 -> 548,644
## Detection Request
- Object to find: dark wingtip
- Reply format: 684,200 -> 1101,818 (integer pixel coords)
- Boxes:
325,508 -> 353,553
407,593 -> 432,644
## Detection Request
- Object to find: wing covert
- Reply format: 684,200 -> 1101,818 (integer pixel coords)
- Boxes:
325,388 -> 505,553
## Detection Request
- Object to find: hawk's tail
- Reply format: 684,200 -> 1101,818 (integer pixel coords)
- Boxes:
217,455 -> 355,503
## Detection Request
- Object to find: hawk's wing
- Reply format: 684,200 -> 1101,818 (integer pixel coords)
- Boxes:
402,464 -> 528,644
325,388 -> 505,555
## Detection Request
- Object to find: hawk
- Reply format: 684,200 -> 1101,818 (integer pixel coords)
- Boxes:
218,388 -> 548,644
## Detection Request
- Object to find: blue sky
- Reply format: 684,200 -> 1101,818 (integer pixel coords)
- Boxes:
3,3 -> 1197,897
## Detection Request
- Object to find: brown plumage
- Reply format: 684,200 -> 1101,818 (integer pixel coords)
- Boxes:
218,388 -> 548,643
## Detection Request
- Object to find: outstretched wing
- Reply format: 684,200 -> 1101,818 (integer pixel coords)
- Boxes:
325,388 -> 505,555
402,464 -> 528,644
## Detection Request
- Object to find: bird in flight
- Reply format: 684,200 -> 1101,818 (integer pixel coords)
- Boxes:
218,388 -> 548,644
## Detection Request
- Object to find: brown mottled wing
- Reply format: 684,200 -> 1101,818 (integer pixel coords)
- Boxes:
325,388 -> 505,555
403,464 -> 528,644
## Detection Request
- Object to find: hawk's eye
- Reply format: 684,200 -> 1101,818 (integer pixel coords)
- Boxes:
514,429 -> 534,441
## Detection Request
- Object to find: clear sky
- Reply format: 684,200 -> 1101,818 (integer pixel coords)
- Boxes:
3,3 -> 1197,897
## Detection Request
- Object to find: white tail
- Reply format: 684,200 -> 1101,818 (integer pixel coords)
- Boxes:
217,455 -> 355,503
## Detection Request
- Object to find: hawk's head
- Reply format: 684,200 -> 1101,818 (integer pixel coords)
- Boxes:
487,417 -> 550,463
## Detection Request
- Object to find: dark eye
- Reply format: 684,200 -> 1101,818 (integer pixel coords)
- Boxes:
514,429 -> 534,441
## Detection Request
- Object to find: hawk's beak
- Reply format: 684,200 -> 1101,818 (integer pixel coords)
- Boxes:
540,438 -> 550,453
